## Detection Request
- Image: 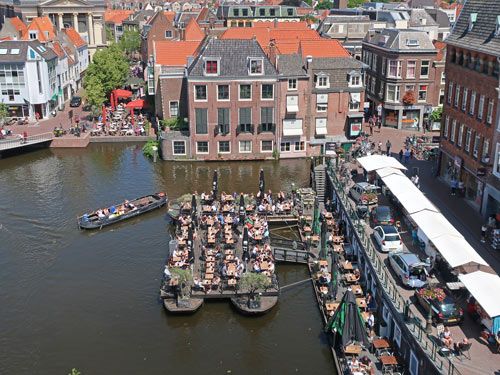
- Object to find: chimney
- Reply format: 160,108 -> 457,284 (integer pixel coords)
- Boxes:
306,55 -> 312,70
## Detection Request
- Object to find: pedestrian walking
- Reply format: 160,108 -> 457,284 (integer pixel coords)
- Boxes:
386,140 -> 392,156
369,122 -> 373,136
378,141 -> 382,154
414,174 -> 420,189
451,178 -> 457,196
481,223 -> 487,243
404,149 -> 410,164
399,149 -> 403,162
377,118 -> 382,132
458,180 -> 464,197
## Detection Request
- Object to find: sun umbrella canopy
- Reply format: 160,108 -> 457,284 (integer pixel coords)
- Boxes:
125,99 -> 148,109
113,89 -> 132,98
329,253 -> 339,300
242,226 -> 250,262
320,220 -> 328,259
239,194 -> 245,222
259,169 -> 265,194
313,197 -> 320,235
212,170 -> 218,199
325,289 -> 369,347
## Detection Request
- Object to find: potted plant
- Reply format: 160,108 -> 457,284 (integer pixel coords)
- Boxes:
379,319 -> 388,337
170,267 -> 193,308
239,272 -> 269,309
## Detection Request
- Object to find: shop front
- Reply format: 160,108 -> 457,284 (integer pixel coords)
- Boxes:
346,113 -> 363,139
281,118 -> 306,158
7,104 -> 29,118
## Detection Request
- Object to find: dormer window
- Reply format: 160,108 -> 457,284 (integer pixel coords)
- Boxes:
234,8 -> 239,16
205,59 -> 219,75
406,39 -> 419,47
249,58 -> 263,75
316,73 -> 329,89
349,73 -> 362,87
29,31 -> 37,40
469,13 -> 477,31
242,8 -> 248,16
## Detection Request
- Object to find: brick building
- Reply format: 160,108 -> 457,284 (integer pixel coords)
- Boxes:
363,28 -> 444,130
440,0 -> 500,214
141,11 -> 177,62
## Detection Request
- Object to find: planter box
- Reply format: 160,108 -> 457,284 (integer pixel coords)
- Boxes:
177,297 -> 190,308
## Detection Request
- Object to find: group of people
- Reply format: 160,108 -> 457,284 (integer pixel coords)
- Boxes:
95,200 -> 136,220
250,244 -> 275,276
246,215 -> 269,240
344,355 -> 375,375
441,326 -> 470,355
0,127 -> 12,138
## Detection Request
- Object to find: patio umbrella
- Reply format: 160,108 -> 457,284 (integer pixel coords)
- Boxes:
187,225 -> 194,259
313,197 -> 320,235
325,289 -> 369,348
329,253 -> 339,300
320,220 -> 328,260
102,105 -> 106,126
112,88 -> 132,108
239,193 -> 245,223
259,169 -> 265,195
242,226 -> 250,262
212,170 -> 218,200
125,99 -> 149,126
191,194 -> 197,224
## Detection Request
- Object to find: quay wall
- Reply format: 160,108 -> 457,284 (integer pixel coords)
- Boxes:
324,167 -> 449,375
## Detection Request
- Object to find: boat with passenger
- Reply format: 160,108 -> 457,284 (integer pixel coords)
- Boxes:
78,193 -> 167,229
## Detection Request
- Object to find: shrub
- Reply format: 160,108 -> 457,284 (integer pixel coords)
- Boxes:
142,137 -> 159,159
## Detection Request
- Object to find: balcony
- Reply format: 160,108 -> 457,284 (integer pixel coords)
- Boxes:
214,124 -> 230,136
236,124 -> 254,135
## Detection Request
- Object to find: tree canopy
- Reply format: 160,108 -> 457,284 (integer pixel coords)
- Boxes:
118,29 -> 141,54
316,0 -> 333,10
83,44 -> 129,115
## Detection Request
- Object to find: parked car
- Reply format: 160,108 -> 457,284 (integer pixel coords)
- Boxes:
70,96 -> 82,107
373,225 -> 403,252
370,205 -> 394,227
388,251 -> 428,288
414,287 -> 463,325
349,182 -> 379,205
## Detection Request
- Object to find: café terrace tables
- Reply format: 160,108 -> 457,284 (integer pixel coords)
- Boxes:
380,355 -> 398,373
331,235 -> 344,244
344,344 -> 362,355
372,338 -> 391,355
341,261 -> 353,272
345,273 -> 359,283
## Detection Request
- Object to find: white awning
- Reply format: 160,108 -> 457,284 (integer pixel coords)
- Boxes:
431,235 -> 488,268
283,118 -> 303,136
316,93 -> 328,104
287,95 -> 299,113
376,167 -> 405,178
459,271 -> 500,317
350,92 -> 361,103
410,210 -> 462,242
315,118 -> 327,135
357,155 -> 407,172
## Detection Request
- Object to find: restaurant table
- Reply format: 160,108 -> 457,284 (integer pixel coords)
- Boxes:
331,236 -> 344,244
205,273 -> 214,280
228,279 -> 237,286
172,257 -> 181,262
319,260 -> 328,267
208,238 -> 216,244
169,279 -> 179,286
341,262 -> 353,271
344,345 -> 362,355
326,219 -> 335,227
311,235 -> 320,242
203,279 -> 211,286
380,355 -> 398,372
178,240 -> 186,246
303,226 -> 312,232
319,286 -> 328,294
351,284 -> 363,295
356,298 -> 367,309
324,212 -> 333,219
345,273 -> 358,283
225,250 -> 234,255
261,262 -> 269,270
333,245 -> 344,253
361,312 -> 370,322
181,225 -> 188,231
206,256 -> 215,262
226,255 -> 234,261
325,302 -> 339,311
305,216 -> 312,221
206,219 -> 214,226
372,338 -> 391,355
206,267 -> 214,274
203,205 -> 212,212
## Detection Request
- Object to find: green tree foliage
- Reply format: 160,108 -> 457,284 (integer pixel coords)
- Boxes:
347,0 -> 364,7
169,267 -> 193,298
160,117 -> 186,131
83,44 -> 129,115
68,369 -> 81,375
0,102 -> 9,122
118,29 -> 141,54
316,0 -> 333,9
106,26 -> 114,43
142,137 -> 159,159
430,107 -> 443,122
239,272 -> 269,301
301,14 -> 318,23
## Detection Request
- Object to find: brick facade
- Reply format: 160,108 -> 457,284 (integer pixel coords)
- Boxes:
141,12 -> 178,62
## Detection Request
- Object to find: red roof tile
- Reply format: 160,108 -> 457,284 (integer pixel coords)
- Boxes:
62,27 -> 87,48
253,21 -> 310,29
23,16 -> 55,42
298,39 -> 350,58
9,17 -> 27,38
155,41 -> 201,66
105,9 -> 133,24
51,41 -> 66,58
164,12 -> 176,24
184,18 -> 205,41
433,40 -> 446,61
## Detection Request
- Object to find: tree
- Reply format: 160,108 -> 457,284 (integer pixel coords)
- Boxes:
169,268 -> 193,298
430,107 -> 443,122
316,0 -> 333,9
0,103 -> 9,124
238,272 -> 269,303
106,26 -> 114,44
301,14 -> 318,23
68,369 -> 81,375
83,44 -> 129,114
402,90 -> 417,105
118,29 -> 141,55
347,0 -> 364,7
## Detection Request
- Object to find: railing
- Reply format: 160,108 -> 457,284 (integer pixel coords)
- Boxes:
0,132 -> 53,151
326,164 -> 462,375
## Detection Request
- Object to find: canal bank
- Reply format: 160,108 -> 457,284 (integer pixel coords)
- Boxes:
0,145 -> 334,375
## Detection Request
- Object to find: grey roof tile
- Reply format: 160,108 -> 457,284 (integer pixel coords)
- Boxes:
188,38 -> 278,77
276,54 -> 307,76
445,0 -> 500,57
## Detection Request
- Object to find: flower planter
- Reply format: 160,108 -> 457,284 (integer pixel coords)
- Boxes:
177,296 -> 191,308
248,299 -> 261,309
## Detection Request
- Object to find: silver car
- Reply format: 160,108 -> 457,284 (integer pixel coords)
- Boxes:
349,182 -> 379,205
388,251 -> 428,288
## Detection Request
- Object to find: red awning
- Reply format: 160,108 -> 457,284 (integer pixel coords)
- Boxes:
125,99 -> 149,109
113,89 -> 132,99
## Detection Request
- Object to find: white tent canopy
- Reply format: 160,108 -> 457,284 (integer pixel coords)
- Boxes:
357,155 -> 407,172
376,167 -> 405,178
459,271 -> 500,318
431,235 -> 488,268
410,210 -> 462,241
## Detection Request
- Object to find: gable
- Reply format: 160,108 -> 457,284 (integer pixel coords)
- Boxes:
40,0 -> 92,6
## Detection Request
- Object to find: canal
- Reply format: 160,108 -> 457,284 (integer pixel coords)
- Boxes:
0,143 -> 335,375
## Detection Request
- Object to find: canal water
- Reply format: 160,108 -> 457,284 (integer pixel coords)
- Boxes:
0,143 -> 335,375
